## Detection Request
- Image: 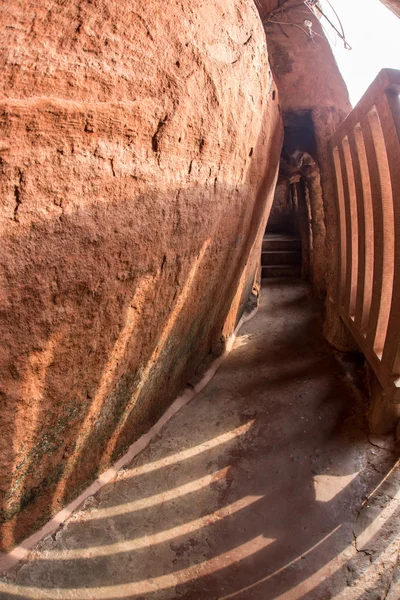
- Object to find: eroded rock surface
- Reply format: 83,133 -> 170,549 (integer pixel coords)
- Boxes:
0,0 -> 282,550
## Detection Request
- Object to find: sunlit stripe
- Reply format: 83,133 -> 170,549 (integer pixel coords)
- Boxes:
79,424 -> 254,524
116,420 -> 254,481
7,332 -> 62,550
53,238 -> 211,509
51,274 -> 157,508
2,480 -> 399,598
0,312 -> 257,575
0,499 -> 271,599
76,467 -> 230,522
220,525 -> 342,599
269,492 -> 400,600
360,458 -> 399,509
313,472 -> 359,502
263,552 -> 346,600
101,239 -> 211,464
222,479 -> 400,600
355,485 -> 400,551
43,493 -> 261,560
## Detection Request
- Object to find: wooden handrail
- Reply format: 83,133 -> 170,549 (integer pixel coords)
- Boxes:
330,69 -> 400,147
329,68 -> 400,404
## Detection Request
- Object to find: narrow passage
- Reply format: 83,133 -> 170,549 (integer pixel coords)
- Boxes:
1,280 -> 399,600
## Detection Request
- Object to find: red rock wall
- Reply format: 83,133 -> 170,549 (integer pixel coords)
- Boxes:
0,0 -> 282,549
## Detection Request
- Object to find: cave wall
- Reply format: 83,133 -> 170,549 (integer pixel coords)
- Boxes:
0,0 -> 282,550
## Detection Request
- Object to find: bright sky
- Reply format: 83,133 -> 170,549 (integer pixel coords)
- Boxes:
320,0 -> 400,106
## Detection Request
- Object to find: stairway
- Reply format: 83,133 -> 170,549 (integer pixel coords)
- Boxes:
262,233 -> 301,279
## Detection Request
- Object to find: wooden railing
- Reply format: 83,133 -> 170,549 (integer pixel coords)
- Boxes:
329,68 -> 400,404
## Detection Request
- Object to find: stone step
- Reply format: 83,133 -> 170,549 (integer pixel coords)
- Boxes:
262,235 -> 301,251
261,249 -> 302,266
262,265 -> 302,279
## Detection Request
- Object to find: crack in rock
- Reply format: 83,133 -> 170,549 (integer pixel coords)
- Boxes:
12,168 -> 23,222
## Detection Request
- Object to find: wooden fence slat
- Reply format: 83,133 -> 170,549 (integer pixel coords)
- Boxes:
376,91 -> 400,379
339,137 -> 358,317
348,126 -> 374,334
332,146 -> 347,308
360,108 -> 394,359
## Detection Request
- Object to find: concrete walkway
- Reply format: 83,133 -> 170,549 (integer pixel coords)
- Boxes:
1,280 -> 399,600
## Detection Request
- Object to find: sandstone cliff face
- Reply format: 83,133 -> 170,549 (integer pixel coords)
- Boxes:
0,0 -> 282,549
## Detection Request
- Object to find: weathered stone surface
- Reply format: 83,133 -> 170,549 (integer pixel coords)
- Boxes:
0,0 -> 282,550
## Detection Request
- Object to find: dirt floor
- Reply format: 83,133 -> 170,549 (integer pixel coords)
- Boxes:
0,279 -> 399,600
